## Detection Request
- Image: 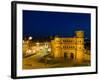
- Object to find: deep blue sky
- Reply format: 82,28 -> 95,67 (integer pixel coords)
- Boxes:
23,10 -> 91,39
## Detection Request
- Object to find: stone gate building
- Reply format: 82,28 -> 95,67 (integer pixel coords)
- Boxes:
51,31 -> 85,63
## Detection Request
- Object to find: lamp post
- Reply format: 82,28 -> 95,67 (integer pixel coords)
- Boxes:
28,36 -> 33,46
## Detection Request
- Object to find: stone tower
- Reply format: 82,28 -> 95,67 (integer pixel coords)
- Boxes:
51,36 -> 62,60
75,31 -> 85,63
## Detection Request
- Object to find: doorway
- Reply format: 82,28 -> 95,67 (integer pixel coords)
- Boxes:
70,53 -> 74,60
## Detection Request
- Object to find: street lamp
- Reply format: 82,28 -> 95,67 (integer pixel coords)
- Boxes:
28,36 -> 32,40
28,36 -> 32,47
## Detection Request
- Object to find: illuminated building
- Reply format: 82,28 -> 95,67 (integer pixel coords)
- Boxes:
51,31 -> 85,63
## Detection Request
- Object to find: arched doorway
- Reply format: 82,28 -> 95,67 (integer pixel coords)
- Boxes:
70,53 -> 74,60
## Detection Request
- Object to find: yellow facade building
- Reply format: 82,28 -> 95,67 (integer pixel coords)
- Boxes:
51,31 -> 85,63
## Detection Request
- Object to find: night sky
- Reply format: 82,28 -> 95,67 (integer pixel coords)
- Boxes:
23,10 -> 91,39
